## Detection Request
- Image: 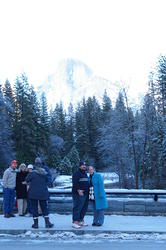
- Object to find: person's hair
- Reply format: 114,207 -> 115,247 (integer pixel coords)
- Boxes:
19,163 -> 26,172
88,166 -> 95,170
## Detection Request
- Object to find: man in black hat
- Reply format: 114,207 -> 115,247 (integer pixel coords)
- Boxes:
72,161 -> 89,229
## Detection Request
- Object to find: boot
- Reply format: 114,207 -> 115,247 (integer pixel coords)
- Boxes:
4,213 -> 10,218
32,217 -> 38,229
44,216 -> 54,228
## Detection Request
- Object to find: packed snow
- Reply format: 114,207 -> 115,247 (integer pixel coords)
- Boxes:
0,214 -> 166,233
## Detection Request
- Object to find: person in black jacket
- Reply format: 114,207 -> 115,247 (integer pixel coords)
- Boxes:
16,163 -> 28,216
25,160 -> 53,229
72,161 -> 89,229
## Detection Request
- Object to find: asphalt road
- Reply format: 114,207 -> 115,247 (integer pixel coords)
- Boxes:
0,238 -> 165,250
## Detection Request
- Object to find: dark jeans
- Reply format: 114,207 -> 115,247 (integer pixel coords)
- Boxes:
3,188 -> 15,214
30,199 -> 49,218
27,198 -> 32,214
72,193 -> 89,222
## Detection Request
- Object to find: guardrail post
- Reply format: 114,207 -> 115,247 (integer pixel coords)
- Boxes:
154,194 -> 158,202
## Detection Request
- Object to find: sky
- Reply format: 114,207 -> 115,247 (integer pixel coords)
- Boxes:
0,0 -> 166,102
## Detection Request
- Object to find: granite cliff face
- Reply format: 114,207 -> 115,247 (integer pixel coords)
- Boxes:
38,58 -> 119,108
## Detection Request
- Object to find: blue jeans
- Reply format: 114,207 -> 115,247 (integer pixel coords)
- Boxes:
30,199 -> 49,218
3,188 -> 16,214
72,193 -> 89,222
92,200 -> 104,225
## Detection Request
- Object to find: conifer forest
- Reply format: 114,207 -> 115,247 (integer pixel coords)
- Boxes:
1,55 -> 166,189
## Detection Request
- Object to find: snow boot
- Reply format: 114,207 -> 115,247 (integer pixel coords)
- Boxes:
4,213 -> 10,218
32,217 -> 38,229
44,216 -> 54,228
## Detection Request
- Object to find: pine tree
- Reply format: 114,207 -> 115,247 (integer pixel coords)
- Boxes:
102,90 -> 112,123
75,99 -> 89,160
51,102 -> 66,139
138,94 -> 160,188
155,55 -> 166,115
59,156 -> 72,175
0,85 -> 15,174
97,92 -> 132,188
123,89 -> 138,188
13,74 -> 38,163
65,103 -> 75,153
49,102 -> 66,162
86,96 -> 101,166
68,145 -> 80,172
48,147 -> 62,170
148,56 -> 166,187
3,79 -> 15,128
37,92 -> 50,158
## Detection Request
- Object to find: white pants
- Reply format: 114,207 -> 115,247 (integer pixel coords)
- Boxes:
17,199 -> 27,215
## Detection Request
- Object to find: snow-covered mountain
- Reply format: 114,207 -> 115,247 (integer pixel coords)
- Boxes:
37,59 -> 119,109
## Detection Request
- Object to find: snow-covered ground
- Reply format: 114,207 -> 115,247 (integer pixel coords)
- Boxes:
53,175 -> 72,189
0,214 -> 166,233
53,173 -> 119,190
101,172 -> 119,183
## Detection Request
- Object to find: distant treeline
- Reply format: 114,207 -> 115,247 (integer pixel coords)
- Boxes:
1,55 -> 166,189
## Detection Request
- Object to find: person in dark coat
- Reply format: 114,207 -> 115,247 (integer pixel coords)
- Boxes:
42,160 -> 53,188
15,163 -> 28,216
35,158 -> 53,214
88,166 -> 108,226
72,160 -> 89,229
25,159 -> 53,229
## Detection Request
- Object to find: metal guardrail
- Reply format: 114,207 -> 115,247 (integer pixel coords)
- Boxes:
1,189 -> 166,201
48,190 -> 166,202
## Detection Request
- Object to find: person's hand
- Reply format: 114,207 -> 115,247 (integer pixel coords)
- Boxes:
78,189 -> 84,196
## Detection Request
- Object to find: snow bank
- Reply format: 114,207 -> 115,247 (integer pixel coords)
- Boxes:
53,172 -> 119,190
53,175 -> 72,189
1,231 -> 166,242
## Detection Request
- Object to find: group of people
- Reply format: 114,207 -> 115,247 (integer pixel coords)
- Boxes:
2,158 -> 53,228
2,158 -> 108,229
2,160 -> 32,218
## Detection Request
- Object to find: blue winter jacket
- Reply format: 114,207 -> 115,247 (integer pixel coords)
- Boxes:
25,167 -> 49,200
91,172 -> 108,210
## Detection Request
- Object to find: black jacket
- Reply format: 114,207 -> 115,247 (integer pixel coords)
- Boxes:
25,167 -> 49,200
16,172 -> 28,199
72,168 -> 89,194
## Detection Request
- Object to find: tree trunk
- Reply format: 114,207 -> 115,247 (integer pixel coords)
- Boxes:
123,89 -> 138,189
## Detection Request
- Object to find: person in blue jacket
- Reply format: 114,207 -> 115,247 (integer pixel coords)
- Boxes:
88,166 -> 108,226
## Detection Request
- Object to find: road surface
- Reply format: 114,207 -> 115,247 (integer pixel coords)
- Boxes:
0,238 -> 165,250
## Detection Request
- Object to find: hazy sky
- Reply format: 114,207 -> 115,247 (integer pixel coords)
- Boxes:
0,0 -> 166,100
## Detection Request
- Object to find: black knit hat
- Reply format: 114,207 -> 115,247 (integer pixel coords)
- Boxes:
79,160 -> 86,167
